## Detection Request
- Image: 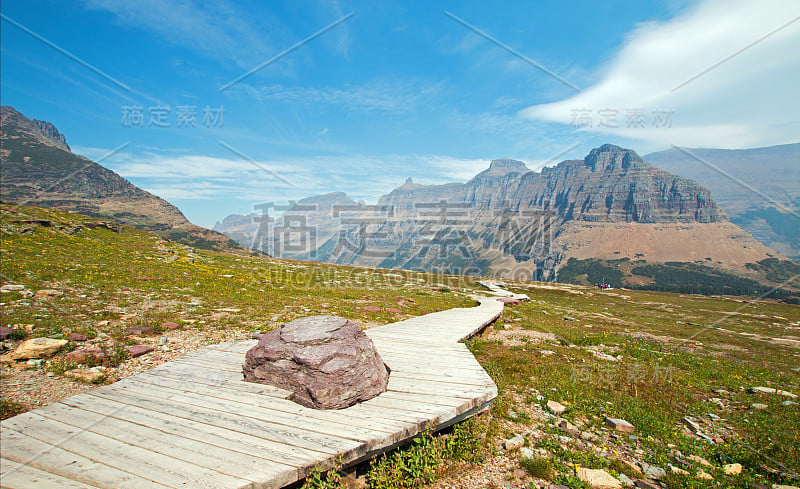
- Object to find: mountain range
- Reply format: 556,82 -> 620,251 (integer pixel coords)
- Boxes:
645,143 -> 799,259
0,106 -> 241,252
215,144 -> 786,289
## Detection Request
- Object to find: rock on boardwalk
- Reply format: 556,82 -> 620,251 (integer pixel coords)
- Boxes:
243,315 -> 389,410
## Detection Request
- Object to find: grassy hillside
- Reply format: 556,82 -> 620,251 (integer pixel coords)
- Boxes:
1,204 -> 798,488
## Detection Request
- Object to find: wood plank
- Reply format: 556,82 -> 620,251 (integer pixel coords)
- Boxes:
0,458 -> 107,489
1,420 -> 245,489
89,382 -> 367,459
31,403 -> 296,488
128,373 -> 411,436
60,394 -> 318,471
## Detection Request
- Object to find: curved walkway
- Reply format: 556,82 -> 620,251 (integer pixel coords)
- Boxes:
0,297 -> 504,489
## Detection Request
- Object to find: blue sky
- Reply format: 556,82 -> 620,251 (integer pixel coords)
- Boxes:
2,0 -> 798,227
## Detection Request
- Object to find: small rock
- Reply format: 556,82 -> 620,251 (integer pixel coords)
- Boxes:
124,326 -> 154,336
682,416 -> 702,433
750,386 -> 797,399
640,462 -> 666,480
558,418 -> 577,431
751,403 -> 769,410
0,284 -> 26,292
782,400 -> 798,406
577,467 -> 622,489
688,455 -> 712,466
160,321 -> 181,330
497,297 -> 521,305
68,333 -> 88,342
724,463 -> 742,475
158,336 -> 168,346
35,289 -> 63,297
539,350 -> 555,356
519,447 -> 534,459
11,337 -> 68,360
513,469 -> 526,478
564,316 -> 578,321
64,368 -> 103,383
669,464 -> 689,475
0,326 -> 11,340
547,400 -> 567,415
66,348 -> 106,364
26,359 -> 43,368
605,416 -> 635,433
384,308 -> 402,314
772,485 -> 800,489
362,306 -> 381,312
634,481 -> 659,489
696,469 -> 713,480
504,434 -> 525,451
618,473 -> 633,487
126,345 -> 154,357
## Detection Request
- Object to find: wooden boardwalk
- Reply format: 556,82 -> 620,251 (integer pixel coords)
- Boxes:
0,297 -> 504,489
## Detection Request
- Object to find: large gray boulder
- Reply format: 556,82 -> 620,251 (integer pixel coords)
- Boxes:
243,316 -> 389,409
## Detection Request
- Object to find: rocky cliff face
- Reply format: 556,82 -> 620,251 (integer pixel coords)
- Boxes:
0,106 -> 241,251
215,144 -> 775,280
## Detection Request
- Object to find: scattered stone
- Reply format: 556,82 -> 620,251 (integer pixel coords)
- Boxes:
11,337 -> 68,360
0,326 -> 11,340
564,316 -> 578,321
547,400 -> 567,415
669,464 -> 689,475
640,462 -> 666,480
66,348 -> 106,364
634,481 -> 659,489
384,308 -> 402,314
160,321 -> 181,330
519,447 -> 534,459
539,350 -> 556,356
158,336 -> 168,346
688,455 -> 712,466
0,284 -> 26,292
682,416 -> 702,433
68,333 -> 88,342
618,473 -> 634,487
126,345 -> 154,358
26,359 -> 43,368
362,306 -> 381,312
546,486 -> 571,489
35,289 -> 63,297
504,434 -> 525,451
558,418 -> 577,431
772,485 -> 800,489
751,403 -> 769,410
497,297 -> 521,305
589,350 -> 619,362
750,386 -> 797,399
125,326 -> 154,336
513,469 -> 526,478
783,400 -> 798,406
724,463 -> 742,475
64,368 -> 103,383
605,416 -> 635,433
696,469 -> 713,480
577,467 -> 622,489
243,316 -> 389,410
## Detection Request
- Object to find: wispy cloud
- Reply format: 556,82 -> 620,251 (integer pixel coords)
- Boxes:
520,0 -> 800,149
236,78 -> 443,113
82,0 -> 285,70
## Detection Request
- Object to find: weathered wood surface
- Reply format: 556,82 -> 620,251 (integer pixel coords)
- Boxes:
1,297 -> 503,489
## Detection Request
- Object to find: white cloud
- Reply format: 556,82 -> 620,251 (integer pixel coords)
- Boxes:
520,0 -> 800,149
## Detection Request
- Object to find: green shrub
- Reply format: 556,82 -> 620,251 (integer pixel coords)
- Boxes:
520,456 -> 555,480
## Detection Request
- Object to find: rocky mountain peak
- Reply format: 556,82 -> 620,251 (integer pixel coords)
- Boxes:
584,144 -> 643,172
487,158 -> 530,174
1,106 -> 70,152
